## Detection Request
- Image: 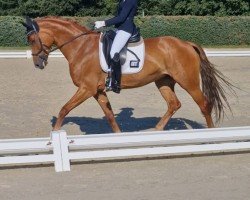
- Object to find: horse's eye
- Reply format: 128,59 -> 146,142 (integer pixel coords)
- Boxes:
28,35 -> 36,45
29,40 -> 36,45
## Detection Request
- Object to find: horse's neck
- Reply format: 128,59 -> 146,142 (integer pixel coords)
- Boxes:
47,21 -> 90,63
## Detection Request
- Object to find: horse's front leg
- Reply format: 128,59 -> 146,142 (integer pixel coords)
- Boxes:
53,87 -> 92,131
94,91 -> 121,133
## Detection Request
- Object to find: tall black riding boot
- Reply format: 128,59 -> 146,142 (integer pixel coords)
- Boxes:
111,53 -> 121,94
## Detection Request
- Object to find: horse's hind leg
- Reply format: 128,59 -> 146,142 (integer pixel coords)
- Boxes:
188,87 -> 214,128
155,76 -> 181,130
94,91 -> 121,133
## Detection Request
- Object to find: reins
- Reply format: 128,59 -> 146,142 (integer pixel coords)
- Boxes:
49,29 -> 95,53
31,28 -> 96,57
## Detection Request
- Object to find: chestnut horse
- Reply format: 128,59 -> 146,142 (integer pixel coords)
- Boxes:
22,16 -> 233,132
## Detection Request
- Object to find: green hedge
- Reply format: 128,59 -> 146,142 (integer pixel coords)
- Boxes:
0,16 -> 249,47
0,16 -> 27,47
136,16 -> 250,46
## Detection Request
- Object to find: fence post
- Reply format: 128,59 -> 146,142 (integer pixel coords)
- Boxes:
26,50 -> 32,59
59,131 -> 71,172
51,130 -> 70,172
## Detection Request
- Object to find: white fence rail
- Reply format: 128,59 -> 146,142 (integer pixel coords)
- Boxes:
0,50 -> 250,59
0,126 -> 250,172
206,50 -> 250,57
0,51 -> 63,59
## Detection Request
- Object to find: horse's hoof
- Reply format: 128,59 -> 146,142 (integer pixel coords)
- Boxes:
52,128 -> 61,132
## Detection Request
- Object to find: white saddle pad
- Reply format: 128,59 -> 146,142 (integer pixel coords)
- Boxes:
99,34 -> 145,74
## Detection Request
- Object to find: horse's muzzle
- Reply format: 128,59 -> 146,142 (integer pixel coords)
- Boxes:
35,63 -> 45,69
34,55 -> 48,69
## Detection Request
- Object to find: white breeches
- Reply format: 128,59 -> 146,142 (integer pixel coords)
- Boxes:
110,30 -> 132,59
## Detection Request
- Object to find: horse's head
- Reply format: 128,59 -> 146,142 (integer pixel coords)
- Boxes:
22,17 -> 53,69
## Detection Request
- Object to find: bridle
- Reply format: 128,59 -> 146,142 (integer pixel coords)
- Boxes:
28,28 -> 95,58
30,35 -> 50,57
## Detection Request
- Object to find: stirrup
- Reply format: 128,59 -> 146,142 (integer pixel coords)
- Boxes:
105,76 -> 112,92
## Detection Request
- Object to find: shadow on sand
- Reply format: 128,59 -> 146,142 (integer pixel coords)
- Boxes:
51,107 -> 205,134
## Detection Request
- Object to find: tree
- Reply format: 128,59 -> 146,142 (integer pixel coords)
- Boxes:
138,0 -> 249,16
17,0 -> 82,17
0,0 -> 249,16
0,0 -> 19,15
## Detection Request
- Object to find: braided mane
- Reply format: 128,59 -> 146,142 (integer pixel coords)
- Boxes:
35,16 -> 90,32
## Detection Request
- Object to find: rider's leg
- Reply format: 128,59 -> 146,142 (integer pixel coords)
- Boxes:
107,30 -> 131,93
110,53 -> 121,93
110,30 -> 131,58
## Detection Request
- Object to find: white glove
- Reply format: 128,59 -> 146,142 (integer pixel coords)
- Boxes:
95,21 -> 105,29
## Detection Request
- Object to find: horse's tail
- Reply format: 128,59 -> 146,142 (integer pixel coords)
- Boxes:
190,43 -> 235,123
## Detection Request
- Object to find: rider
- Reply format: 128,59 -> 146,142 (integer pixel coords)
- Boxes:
95,0 -> 138,93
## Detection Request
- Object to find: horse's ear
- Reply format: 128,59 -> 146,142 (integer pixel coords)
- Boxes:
23,16 -> 40,33
25,16 -> 33,27
33,21 -> 40,32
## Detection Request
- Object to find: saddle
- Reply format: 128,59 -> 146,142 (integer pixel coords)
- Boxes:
102,29 -> 141,68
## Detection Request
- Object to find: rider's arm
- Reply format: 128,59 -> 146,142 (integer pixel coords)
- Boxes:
105,0 -> 135,27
